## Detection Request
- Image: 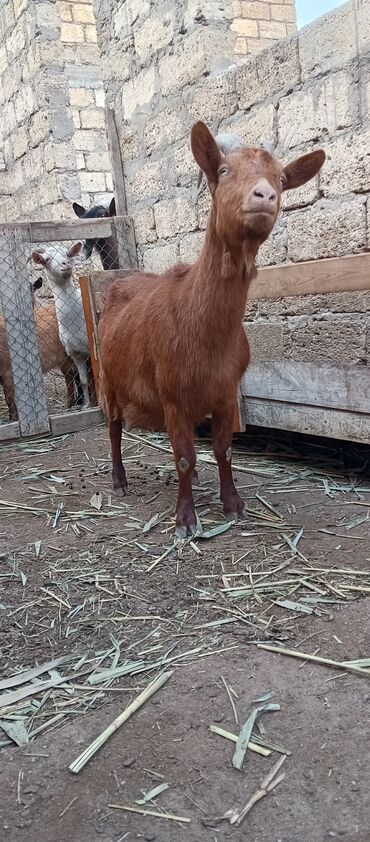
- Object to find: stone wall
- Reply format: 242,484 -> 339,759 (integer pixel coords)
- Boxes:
94,0 -> 370,367
0,0 -> 111,222
232,0 -> 296,57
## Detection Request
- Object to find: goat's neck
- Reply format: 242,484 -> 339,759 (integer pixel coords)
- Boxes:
49,277 -> 77,298
189,207 -> 258,337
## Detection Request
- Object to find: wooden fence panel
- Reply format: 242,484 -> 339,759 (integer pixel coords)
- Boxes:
0,227 -> 50,437
243,361 -> 370,414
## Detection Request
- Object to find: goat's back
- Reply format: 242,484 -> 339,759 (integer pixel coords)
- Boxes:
34,304 -> 69,372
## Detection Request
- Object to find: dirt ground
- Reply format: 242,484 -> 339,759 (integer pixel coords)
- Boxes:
1,424 -> 370,842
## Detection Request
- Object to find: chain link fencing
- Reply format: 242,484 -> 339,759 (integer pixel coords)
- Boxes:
0,217 -> 137,436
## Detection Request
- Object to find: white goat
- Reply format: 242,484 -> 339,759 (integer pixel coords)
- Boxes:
32,242 -> 90,407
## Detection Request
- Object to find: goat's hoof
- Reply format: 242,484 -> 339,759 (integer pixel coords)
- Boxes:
175,523 -> 198,542
113,484 -> 128,497
225,507 -> 246,523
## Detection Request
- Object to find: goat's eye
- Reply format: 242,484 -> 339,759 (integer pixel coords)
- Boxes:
279,175 -> 286,186
218,166 -> 229,177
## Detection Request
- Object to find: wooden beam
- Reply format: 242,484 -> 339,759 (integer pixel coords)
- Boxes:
89,268 -> 138,315
243,397 -> 370,444
112,217 -> 138,269
0,421 -> 20,442
249,253 -> 370,300
26,219 -> 115,243
79,275 -> 101,400
242,361 -> 370,414
49,407 -> 104,436
0,227 -> 50,437
105,107 -> 128,216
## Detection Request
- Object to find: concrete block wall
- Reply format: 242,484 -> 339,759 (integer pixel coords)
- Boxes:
94,0 -> 370,368
231,0 -> 297,57
0,0 -> 111,222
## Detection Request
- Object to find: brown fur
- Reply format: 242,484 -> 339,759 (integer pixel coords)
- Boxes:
99,121 -> 325,537
0,305 -> 79,421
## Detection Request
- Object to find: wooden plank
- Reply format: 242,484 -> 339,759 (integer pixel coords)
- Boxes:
49,407 -> 104,436
0,227 -> 50,437
90,268 -> 139,315
79,275 -> 101,398
88,253 -> 370,305
0,421 -> 20,442
26,219 -> 115,243
112,217 -> 138,269
243,397 -> 370,444
242,362 -> 370,414
105,106 -> 128,216
232,385 -> 246,433
249,253 -> 370,300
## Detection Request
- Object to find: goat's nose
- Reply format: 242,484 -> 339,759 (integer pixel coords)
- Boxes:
252,179 -> 276,203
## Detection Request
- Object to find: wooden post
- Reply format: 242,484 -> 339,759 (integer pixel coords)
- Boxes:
112,217 -> 138,269
105,107 -> 128,216
233,385 -> 246,433
79,275 -> 101,399
0,227 -> 50,437
105,107 -> 138,269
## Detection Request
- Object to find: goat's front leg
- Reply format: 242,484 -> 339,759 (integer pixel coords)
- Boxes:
212,406 -> 244,521
165,406 -> 197,539
72,354 -> 90,408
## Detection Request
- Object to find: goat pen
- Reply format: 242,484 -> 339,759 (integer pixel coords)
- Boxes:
0,215 -> 136,442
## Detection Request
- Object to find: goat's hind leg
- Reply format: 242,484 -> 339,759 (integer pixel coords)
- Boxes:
165,405 -> 197,540
212,406 -> 244,522
110,415 -> 128,495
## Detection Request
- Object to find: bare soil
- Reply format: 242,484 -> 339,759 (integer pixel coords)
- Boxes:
1,425 -> 370,842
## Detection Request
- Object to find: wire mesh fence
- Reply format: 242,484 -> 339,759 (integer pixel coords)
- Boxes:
0,216 -> 137,437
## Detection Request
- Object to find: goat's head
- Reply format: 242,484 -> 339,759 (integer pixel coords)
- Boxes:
72,197 -> 116,261
192,122 -> 325,250
31,243 -> 82,286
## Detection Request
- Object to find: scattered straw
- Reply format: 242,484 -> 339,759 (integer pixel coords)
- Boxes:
69,671 -> 172,774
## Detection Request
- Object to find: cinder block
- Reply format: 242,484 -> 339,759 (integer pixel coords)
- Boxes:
61,23 -> 85,43
142,240 -> 179,273
154,196 -> 197,239
247,322 -> 284,362
235,35 -> 300,109
187,71 -> 237,124
299,3 -> 357,80
134,12 -> 175,60
287,198 -> 366,261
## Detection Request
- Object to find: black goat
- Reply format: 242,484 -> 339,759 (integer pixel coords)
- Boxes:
72,197 -> 119,270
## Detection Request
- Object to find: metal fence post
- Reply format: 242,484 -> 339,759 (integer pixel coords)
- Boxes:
0,226 -> 50,437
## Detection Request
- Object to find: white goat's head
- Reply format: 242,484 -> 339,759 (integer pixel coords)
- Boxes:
31,243 -> 82,286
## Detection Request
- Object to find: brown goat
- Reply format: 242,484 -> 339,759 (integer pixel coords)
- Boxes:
99,121 -> 325,538
0,281 -> 80,421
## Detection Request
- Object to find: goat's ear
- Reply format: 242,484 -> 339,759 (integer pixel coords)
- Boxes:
191,122 -> 222,192
109,197 -> 116,216
282,150 -> 326,190
68,242 -> 82,258
32,250 -> 47,267
73,202 -> 86,218
33,277 -> 43,291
